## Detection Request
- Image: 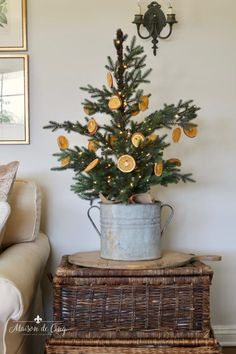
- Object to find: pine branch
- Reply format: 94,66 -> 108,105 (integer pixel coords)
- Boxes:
105,56 -> 115,72
114,29 -> 126,93
137,100 -> 200,135
44,120 -> 88,135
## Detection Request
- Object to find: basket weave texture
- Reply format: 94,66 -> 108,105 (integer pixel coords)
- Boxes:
45,338 -> 222,354
53,256 -> 213,340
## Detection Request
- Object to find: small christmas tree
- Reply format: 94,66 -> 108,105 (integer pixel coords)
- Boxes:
44,29 -> 199,204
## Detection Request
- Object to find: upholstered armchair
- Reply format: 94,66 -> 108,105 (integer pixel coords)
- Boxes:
0,179 -> 50,354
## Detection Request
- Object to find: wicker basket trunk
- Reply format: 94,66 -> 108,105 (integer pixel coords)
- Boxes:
45,338 -> 222,354
53,256 -> 213,340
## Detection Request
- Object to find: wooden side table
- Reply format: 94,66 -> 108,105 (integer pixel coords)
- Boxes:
45,255 -> 222,354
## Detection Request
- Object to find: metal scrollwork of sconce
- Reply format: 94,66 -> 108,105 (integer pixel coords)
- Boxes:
132,1 -> 178,56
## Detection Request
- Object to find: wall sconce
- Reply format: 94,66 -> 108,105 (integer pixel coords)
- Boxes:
132,1 -> 177,56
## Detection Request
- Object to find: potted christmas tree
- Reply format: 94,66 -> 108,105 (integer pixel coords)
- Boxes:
44,29 -> 199,261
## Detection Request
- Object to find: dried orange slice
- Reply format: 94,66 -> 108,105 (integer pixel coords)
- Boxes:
139,95 -> 149,112
108,95 -> 122,110
154,161 -> 163,177
107,72 -> 113,88
131,132 -> 145,147
83,105 -> 91,115
87,119 -> 98,135
57,135 -> 69,150
130,105 -> 140,116
60,156 -> 71,167
167,158 -> 181,167
183,126 -> 198,138
109,135 -> 117,146
117,155 -> 136,173
172,127 -> 181,143
131,110 -> 140,117
88,140 -> 99,152
84,158 -> 100,173
147,134 -> 158,143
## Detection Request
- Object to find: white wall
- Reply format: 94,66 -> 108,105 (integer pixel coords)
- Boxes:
1,0 -> 236,343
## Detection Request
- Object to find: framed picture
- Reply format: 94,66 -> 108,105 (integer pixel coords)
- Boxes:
0,54 -> 29,144
0,0 -> 27,51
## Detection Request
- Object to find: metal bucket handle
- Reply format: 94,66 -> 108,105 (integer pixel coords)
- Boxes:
87,205 -> 101,237
88,203 -> 174,238
160,204 -> 174,237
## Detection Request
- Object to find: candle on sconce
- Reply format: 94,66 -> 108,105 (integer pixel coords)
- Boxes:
137,0 -> 142,15
167,0 -> 174,14
168,6 -> 173,15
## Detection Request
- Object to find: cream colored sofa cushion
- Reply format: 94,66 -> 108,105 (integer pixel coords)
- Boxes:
3,180 -> 41,247
0,202 -> 11,248
0,161 -> 19,201
0,232 -> 50,354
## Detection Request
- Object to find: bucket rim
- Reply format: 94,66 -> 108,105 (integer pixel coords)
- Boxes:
99,201 -> 162,206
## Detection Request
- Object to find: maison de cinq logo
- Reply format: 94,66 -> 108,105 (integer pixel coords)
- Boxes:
8,315 -> 67,336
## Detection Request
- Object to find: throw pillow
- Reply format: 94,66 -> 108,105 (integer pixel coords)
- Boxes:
0,161 -> 19,201
0,202 -> 11,247
3,179 -> 42,247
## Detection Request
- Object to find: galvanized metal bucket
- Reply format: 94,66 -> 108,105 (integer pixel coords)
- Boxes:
87,202 -> 174,261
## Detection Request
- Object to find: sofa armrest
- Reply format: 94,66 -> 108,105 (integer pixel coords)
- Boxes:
0,233 -> 50,353
0,232 -> 50,316
0,279 -> 21,354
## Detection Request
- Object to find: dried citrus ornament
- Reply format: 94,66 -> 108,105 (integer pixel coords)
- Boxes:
88,140 -> 99,152
108,95 -> 122,110
172,127 -> 181,143
130,105 -> 140,116
84,158 -> 100,173
131,132 -> 145,147
109,135 -> 117,146
139,95 -> 149,112
131,110 -> 140,117
87,118 -> 98,135
83,105 -> 91,115
117,155 -> 136,173
183,126 -> 198,138
107,72 -> 113,88
154,161 -> 163,177
147,134 -> 158,143
57,135 -> 69,150
167,158 -> 182,167
60,156 -> 71,167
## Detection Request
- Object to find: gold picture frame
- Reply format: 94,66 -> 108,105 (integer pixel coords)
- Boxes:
0,54 -> 29,144
0,0 -> 27,51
